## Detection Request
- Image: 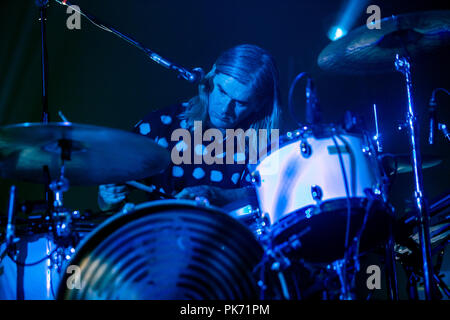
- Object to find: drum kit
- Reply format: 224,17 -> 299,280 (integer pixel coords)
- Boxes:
0,5 -> 449,300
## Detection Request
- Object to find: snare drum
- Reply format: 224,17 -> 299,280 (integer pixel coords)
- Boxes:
252,126 -> 390,262
58,200 -> 264,300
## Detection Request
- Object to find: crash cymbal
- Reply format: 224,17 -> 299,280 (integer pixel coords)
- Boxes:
318,10 -> 450,74
0,122 -> 170,185
380,153 -> 443,175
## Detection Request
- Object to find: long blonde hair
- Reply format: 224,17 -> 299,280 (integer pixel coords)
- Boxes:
180,44 -> 281,133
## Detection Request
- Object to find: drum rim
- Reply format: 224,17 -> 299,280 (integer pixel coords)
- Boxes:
56,199 -> 263,299
269,197 -> 370,235
250,126 -> 371,172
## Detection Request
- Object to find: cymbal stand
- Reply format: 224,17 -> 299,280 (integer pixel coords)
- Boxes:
44,139 -> 76,273
49,139 -> 71,230
394,54 -> 436,299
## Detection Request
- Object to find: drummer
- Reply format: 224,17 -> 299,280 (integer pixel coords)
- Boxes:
98,44 -> 282,211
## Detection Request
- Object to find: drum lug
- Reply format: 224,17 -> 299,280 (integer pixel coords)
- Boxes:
311,185 -> 323,203
261,212 -> 271,226
251,170 -> 261,187
253,212 -> 271,240
300,140 -> 312,158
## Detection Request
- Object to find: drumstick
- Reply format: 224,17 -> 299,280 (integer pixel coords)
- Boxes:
126,180 -> 174,199
126,180 -> 156,193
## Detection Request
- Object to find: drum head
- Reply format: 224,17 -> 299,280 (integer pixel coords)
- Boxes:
57,200 -> 263,300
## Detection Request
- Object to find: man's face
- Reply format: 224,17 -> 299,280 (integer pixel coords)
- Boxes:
207,73 -> 256,129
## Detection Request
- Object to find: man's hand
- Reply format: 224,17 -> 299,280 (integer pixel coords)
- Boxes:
98,184 -> 129,211
175,185 -> 250,207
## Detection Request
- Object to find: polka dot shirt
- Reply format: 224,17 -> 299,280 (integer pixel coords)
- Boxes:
132,103 -> 255,197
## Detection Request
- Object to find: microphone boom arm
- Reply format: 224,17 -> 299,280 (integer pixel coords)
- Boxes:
54,0 -> 202,83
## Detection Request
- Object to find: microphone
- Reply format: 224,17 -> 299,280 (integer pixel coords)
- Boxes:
141,51 -> 204,84
189,67 -> 205,84
428,95 -> 437,145
142,52 -> 204,84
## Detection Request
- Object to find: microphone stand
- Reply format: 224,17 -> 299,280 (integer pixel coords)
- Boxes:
391,13 -> 438,299
35,0 -> 54,220
53,0 -> 203,84
36,0 -> 50,123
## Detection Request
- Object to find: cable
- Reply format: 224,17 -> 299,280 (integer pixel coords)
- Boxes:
330,135 -> 352,298
335,135 -> 380,295
351,192 -> 377,273
54,0 -> 201,84
387,154 -> 399,196
288,72 -> 308,126
54,1 -> 113,34
6,247 -> 59,267
54,0 -> 155,57
332,136 -> 352,251
431,87 -> 450,102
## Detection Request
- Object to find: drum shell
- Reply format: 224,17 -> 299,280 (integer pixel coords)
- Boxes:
253,132 -> 382,225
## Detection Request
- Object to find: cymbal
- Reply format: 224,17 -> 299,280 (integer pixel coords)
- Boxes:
318,10 -> 450,74
380,153 -> 443,175
0,122 -> 170,185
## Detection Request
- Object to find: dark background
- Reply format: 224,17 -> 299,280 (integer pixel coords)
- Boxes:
0,0 -> 449,298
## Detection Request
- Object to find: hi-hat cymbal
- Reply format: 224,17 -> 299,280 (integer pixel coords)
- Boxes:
0,122 -> 170,185
318,10 -> 450,74
380,153 -> 443,175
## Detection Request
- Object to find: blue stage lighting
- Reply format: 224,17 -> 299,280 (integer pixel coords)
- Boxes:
328,26 -> 347,41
